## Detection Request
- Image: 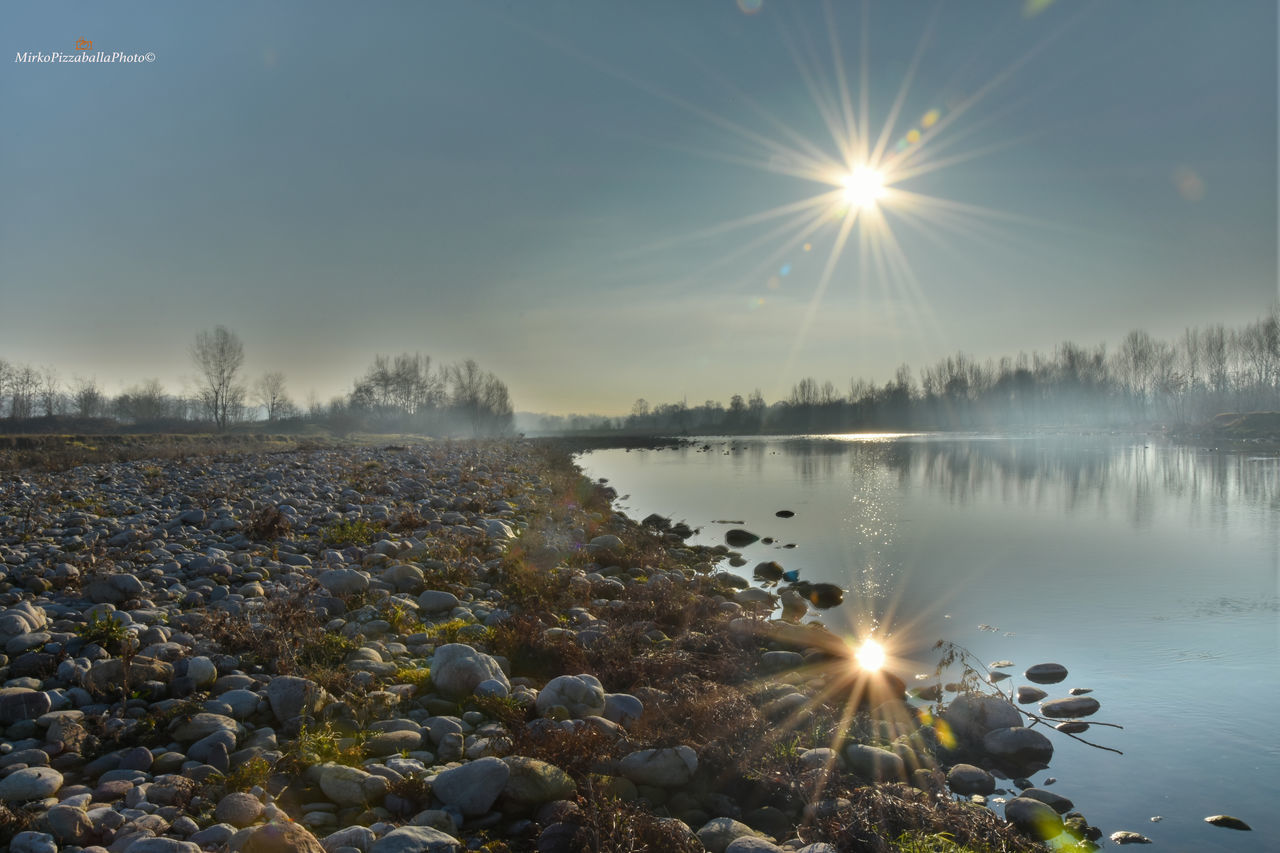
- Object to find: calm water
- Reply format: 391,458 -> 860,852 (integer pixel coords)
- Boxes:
579,434 -> 1280,852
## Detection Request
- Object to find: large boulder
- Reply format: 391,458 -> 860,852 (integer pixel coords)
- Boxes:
430,644 -> 509,699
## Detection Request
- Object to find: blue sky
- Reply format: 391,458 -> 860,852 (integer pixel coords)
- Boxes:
3,1 -> 1275,414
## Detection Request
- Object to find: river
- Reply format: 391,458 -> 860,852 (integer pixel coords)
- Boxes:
578,433 -> 1279,851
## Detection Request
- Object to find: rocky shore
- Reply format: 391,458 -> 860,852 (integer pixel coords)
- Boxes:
0,439 -> 1094,852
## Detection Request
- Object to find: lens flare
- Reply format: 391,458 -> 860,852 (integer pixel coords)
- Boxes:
855,638 -> 886,671
841,165 -> 887,209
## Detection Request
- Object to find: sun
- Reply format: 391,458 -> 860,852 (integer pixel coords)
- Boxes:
854,637 -> 887,671
841,165 -> 888,209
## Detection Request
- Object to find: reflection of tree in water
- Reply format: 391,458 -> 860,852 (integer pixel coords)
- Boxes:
897,437 -> 1279,532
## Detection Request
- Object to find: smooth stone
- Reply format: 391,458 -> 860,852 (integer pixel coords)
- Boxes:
732,588 -> 776,607
760,650 -> 804,671
1204,814 -> 1251,830
183,655 -> 218,687
45,803 -> 94,842
1109,831 -> 1153,844
365,729 -> 423,756
125,840 -> 203,853
535,674 -> 605,719
587,534 -> 624,550
241,821 -> 327,853
317,568 -> 369,596
370,824 -> 462,853
1015,686 -> 1047,704
619,746 -> 698,787
0,689 -> 52,724
416,590 -> 460,613
696,817 -> 766,853
843,744 -> 906,783
431,756 -> 510,816
1040,696 -> 1100,718
941,694 -> 1022,745
429,644 -> 509,699
1004,797 -> 1064,840
215,791 -> 264,827
219,689 -> 262,719
189,823 -> 237,848
82,657 -> 173,695
982,727 -> 1054,770
321,827 -> 376,851
317,763 -> 388,807
602,693 -> 643,726
0,766 -> 63,800
502,756 -> 576,805
1019,787 -> 1074,814
946,763 -> 995,795
724,529 -> 759,547
266,675 -> 325,723
798,747 -> 843,772
8,832 -> 58,853
1024,663 -> 1068,684
170,712 -> 239,742
725,838 -> 786,853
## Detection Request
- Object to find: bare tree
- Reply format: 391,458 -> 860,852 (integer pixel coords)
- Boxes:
7,364 -> 39,419
191,326 -> 246,431
114,379 -> 173,423
38,368 -> 62,417
72,377 -> 106,419
253,371 -> 293,421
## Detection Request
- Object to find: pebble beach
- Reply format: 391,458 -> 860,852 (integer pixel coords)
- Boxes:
0,438 -> 1094,853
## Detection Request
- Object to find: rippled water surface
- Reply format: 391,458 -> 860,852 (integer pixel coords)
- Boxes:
579,434 -> 1279,852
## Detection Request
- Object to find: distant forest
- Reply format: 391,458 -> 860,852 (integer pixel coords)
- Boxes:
530,309 -> 1280,435
0,327 -> 515,438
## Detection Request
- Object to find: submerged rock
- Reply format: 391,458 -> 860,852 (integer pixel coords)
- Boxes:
1109,830 -> 1153,844
1015,686 -> 1047,704
1040,696 -> 1100,718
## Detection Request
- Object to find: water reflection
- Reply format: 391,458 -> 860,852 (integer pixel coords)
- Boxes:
751,435 -> 1280,533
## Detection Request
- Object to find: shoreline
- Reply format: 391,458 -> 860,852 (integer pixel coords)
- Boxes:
0,438 -> 1096,852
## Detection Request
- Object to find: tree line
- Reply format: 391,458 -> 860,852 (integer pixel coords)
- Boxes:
0,326 -> 515,437
531,308 -> 1280,435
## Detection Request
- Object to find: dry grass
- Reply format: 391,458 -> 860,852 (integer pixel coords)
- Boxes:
803,784 -> 1045,853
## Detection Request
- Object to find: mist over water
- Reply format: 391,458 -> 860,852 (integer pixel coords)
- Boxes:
580,434 -> 1279,851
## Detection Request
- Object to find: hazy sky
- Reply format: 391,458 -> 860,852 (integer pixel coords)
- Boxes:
4,1 -> 1276,415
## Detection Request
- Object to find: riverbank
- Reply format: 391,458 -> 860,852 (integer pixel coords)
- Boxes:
0,438 -> 1088,852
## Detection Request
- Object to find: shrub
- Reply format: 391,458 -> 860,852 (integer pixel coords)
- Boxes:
321,518 -> 384,547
